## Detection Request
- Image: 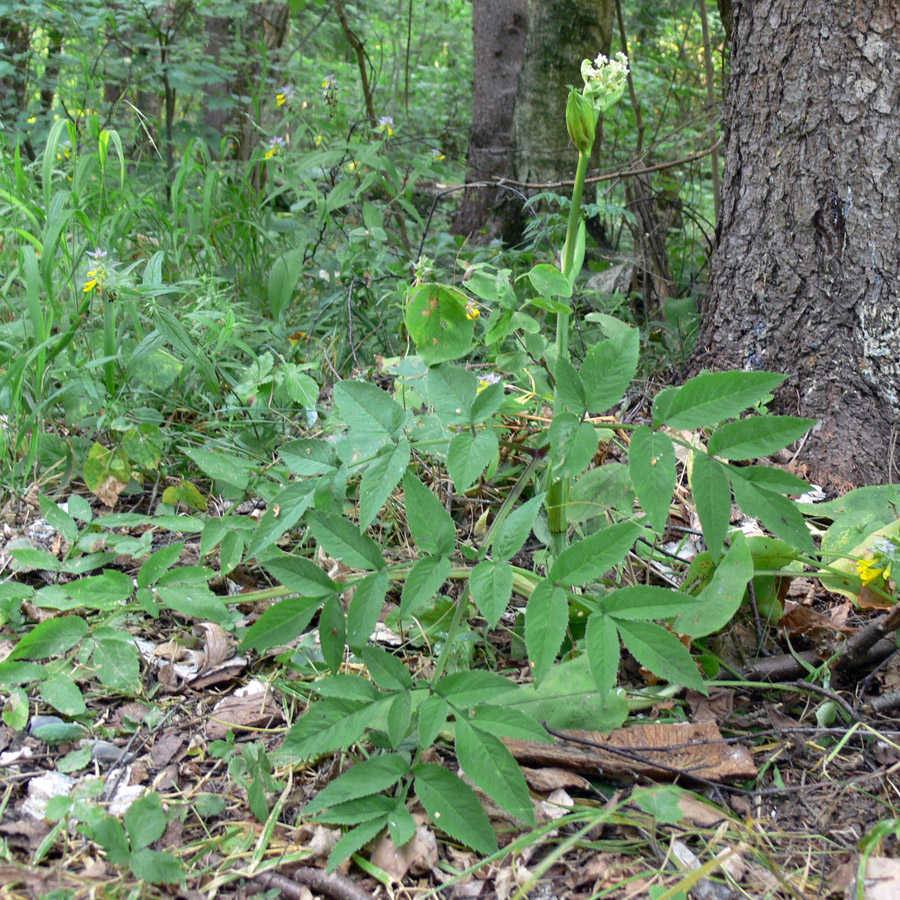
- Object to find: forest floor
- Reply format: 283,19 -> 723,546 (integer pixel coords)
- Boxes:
2,480 -> 900,900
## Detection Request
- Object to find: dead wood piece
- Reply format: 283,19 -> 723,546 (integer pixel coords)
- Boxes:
504,720 -> 756,783
742,639 -> 898,682
833,603 -> 900,673
252,867 -> 376,900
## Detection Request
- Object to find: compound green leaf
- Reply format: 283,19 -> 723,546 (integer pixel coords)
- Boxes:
388,798 -> 417,848
361,646 -> 414,691
435,670 -> 518,707
690,451 -> 731,560
413,763 -> 498,856
528,263 -> 573,299
417,695 -> 449,749
707,416 -> 815,461
454,717 -> 534,825
469,380 -> 506,425
346,569 -> 389,650
129,849 -> 184,885
183,447 -> 254,490
525,580 -> 568,685
469,560 -> 513,629
304,754 -> 410,816
737,465 -> 811,494
333,380 -> 406,442
613,619 -> 706,693
39,675 -> 86,717
549,414 -> 598,478
60,570 -> 132,611
279,439 -> 338,477
238,596 -> 324,652
555,357 -> 586,416
599,585 -> 701,620
402,472 -> 456,557
581,328 -> 639,412
399,555 -> 451,617
312,794 -> 395,826
282,697 -> 390,761
425,363 -> 478,426
126,792 -> 167,852
359,438 -> 410,528
467,704 -> 551,743
9,616 -> 87,661
548,521 -> 641,587
246,481 -> 315,560
319,595 -> 346,674
447,430 -> 498,492
138,542 -> 183,588
326,817 -> 389,872
91,631 -> 141,693
731,474 -> 814,554
629,426 -> 676,534
307,511 -> 385,570
673,531 -> 753,637
493,493 -> 545,561
654,371 -> 786,429
156,585 -> 230,624
585,613 -> 620,694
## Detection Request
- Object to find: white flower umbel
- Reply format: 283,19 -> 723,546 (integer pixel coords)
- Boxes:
580,51 -> 629,113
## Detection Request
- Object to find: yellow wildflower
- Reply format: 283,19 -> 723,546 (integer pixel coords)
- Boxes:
276,85 -> 296,107
857,557 -> 891,586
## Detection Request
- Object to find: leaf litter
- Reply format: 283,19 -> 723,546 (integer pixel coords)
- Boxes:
2,463 -> 900,899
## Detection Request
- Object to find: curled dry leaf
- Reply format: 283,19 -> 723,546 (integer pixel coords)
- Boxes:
195,622 -> 231,671
369,825 -> 438,882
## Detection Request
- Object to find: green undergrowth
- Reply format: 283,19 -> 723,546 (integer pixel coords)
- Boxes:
3,48 -> 900,896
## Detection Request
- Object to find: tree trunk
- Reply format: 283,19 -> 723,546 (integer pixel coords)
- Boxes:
202,15 -> 232,139
451,0 -> 528,243
512,0 -> 615,186
695,0 -> 900,488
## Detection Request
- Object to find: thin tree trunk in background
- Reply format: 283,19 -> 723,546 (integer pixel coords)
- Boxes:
696,0 -> 900,488
202,15 -> 231,140
512,0 -> 614,187
0,16 -> 34,155
451,0 -> 528,243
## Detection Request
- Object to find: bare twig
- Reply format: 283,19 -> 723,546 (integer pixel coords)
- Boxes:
781,680 -> 858,722
333,0 -> 375,123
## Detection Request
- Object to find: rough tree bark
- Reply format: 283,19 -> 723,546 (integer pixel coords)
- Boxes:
451,0 -> 528,242
696,0 -> 900,488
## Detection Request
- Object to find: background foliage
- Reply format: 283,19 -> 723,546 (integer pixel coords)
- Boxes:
6,2 -> 884,893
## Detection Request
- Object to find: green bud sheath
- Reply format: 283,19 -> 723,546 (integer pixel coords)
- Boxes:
565,90 -> 596,154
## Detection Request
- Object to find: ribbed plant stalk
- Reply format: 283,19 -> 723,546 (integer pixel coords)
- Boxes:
547,149 -> 591,554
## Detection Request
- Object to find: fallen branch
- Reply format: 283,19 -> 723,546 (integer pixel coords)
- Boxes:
742,639 -> 898,682
252,867 -> 376,900
833,602 -> 900,673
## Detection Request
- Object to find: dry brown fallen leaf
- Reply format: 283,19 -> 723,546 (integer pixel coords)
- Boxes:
504,720 -> 756,783
864,857 -> 900,900
207,679 -> 281,741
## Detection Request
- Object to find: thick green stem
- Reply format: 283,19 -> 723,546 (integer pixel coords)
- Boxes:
562,152 -> 590,284
547,150 -> 591,549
